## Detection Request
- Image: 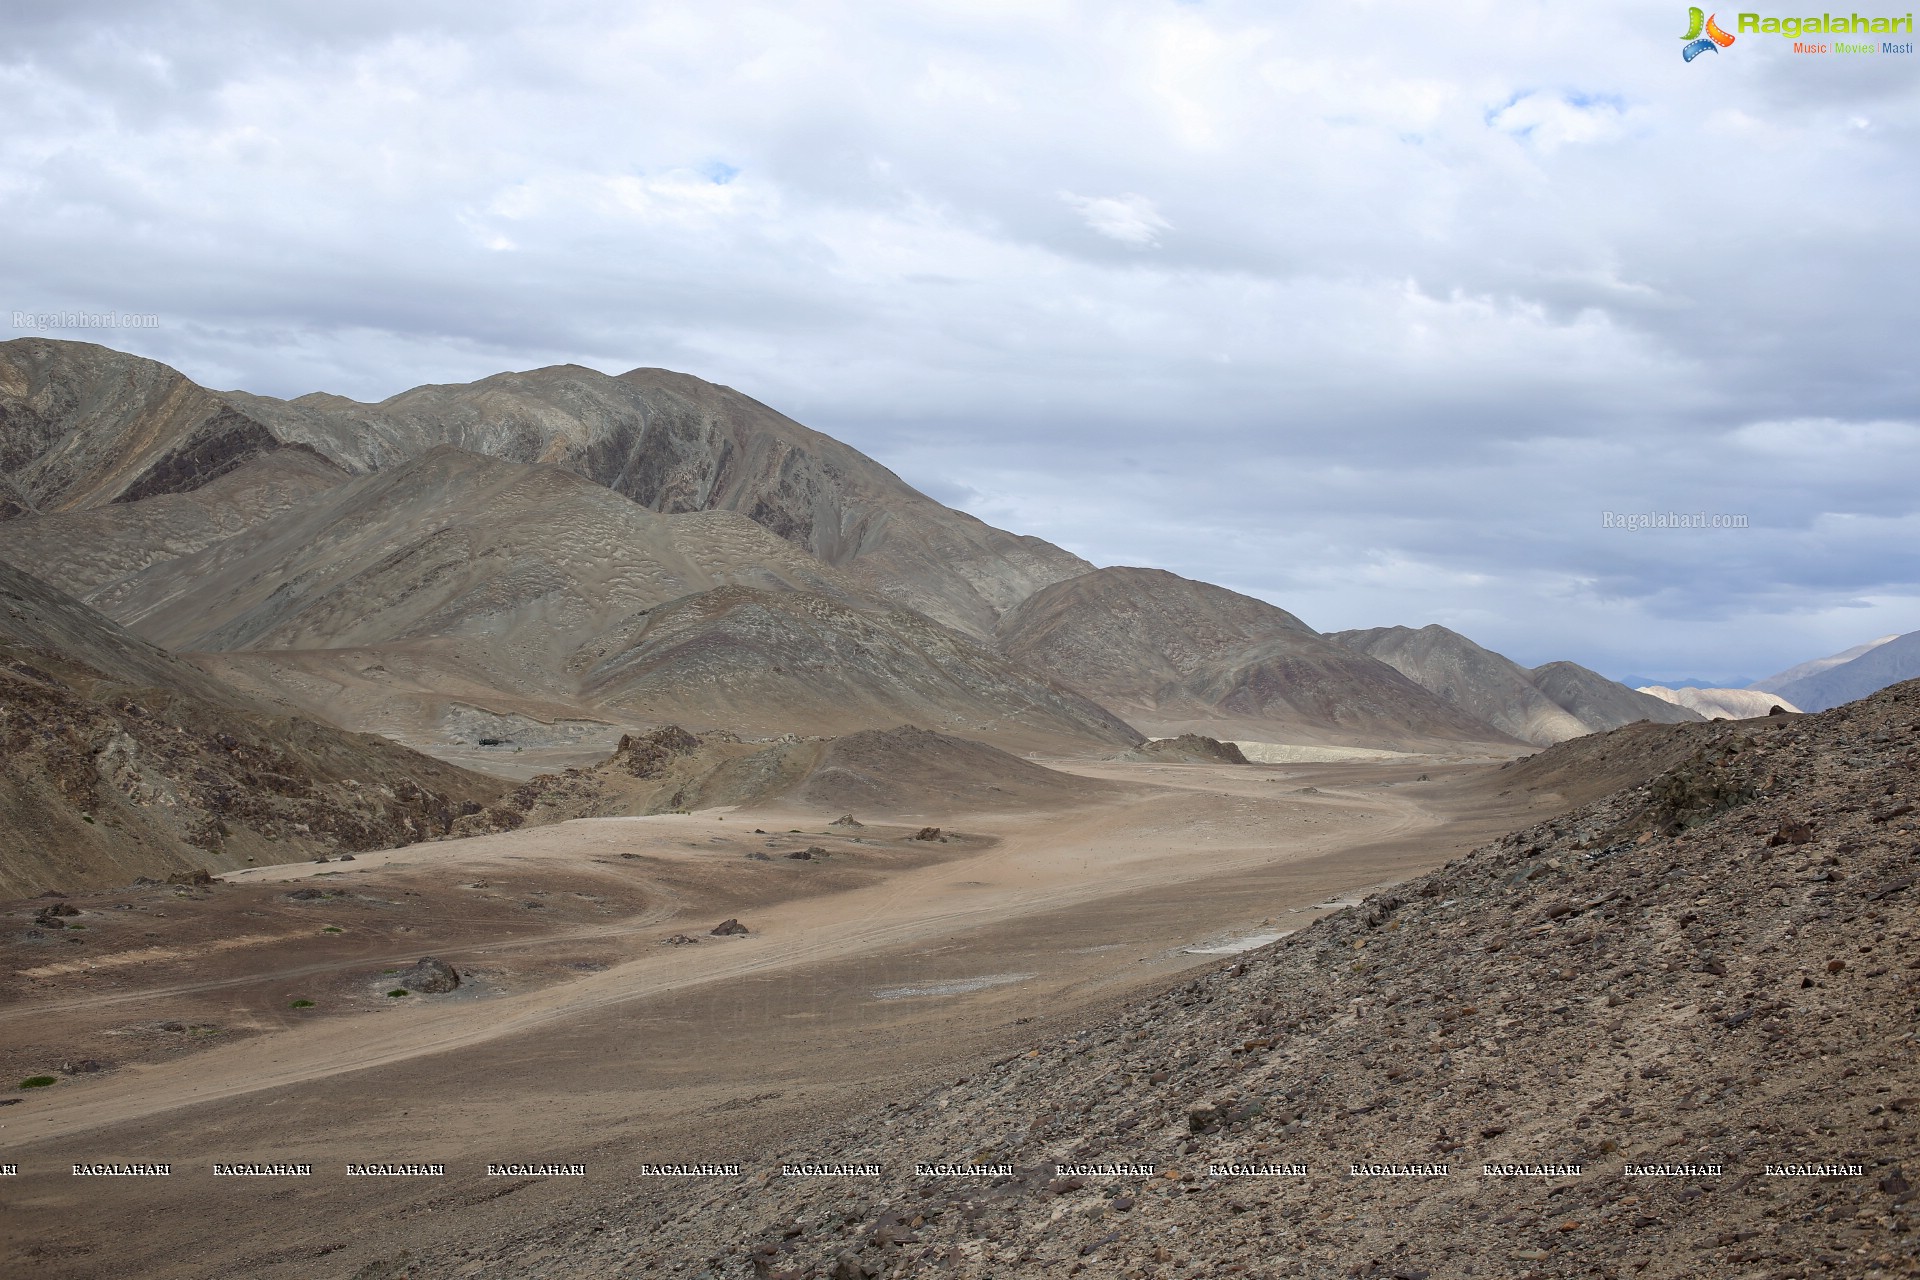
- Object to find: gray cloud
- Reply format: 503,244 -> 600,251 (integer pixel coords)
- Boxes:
3,0 -> 1916,683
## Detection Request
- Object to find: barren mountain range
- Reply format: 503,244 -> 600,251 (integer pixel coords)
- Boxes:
1751,635 -> 1900,696
0,338 -> 1086,638
1330,623 -> 1704,746
1638,684 -> 1800,720
1754,630 -> 1920,714
997,568 -> 1523,751
0,337 -> 1787,890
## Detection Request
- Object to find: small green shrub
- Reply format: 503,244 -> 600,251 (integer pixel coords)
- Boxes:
19,1076 -> 56,1089
289,999 -> 315,1009
386,989 -> 410,998
321,926 -> 343,933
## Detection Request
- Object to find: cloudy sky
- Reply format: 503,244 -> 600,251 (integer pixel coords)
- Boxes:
5,0 -> 1917,683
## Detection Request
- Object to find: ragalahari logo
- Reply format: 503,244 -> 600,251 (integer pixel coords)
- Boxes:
1682,7 -> 1738,58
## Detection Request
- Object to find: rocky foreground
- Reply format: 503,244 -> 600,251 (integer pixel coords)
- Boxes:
401,686 -> 1917,1280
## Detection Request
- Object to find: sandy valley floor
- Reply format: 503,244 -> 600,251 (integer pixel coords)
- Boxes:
0,755 -> 1562,1279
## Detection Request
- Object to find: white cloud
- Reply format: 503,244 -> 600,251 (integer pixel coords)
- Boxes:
1060,192 -> 1171,248
1488,91 -> 1631,151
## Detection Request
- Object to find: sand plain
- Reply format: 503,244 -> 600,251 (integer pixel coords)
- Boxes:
0,754 -> 1560,1279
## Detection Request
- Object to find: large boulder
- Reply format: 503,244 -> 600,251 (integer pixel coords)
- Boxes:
395,956 -> 460,994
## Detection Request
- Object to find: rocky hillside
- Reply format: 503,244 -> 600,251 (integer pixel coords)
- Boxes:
1125,734 -> 1251,765
1,443 -> 1136,755
999,568 -> 1522,752
0,339 -> 1089,638
580,587 -> 1144,754
1334,624 -> 1702,745
95,446 -> 853,660
692,724 -> 1120,817
442,681 -> 1920,1279
452,723 -> 1117,836
0,337 -> 293,512
0,449 -> 349,602
0,562 -> 505,895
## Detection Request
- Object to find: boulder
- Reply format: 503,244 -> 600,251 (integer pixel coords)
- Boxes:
395,956 -> 461,994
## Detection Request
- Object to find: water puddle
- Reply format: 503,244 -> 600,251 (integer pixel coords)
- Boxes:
871,973 -> 1035,1001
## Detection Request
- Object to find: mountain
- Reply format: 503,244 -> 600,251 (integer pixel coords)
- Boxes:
1330,624 -> 1701,746
1330,625 -> 1590,745
0,561 -> 504,896
0,337 -> 289,513
1527,660 -> 1709,732
1756,628 -> 1920,712
0,338 -> 1089,638
1749,634 -> 1899,694
1637,685 -> 1799,719
95,446 -> 854,657
49,446 -> 1132,754
0,448 -> 349,602
578,586 -> 1144,753
997,568 -> 1522,751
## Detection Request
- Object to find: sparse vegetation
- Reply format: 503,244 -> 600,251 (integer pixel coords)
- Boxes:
19,1076 -> 57,1089
386,988 -> 409,997
321,926 -> 343,933
289,999 -> 315,1008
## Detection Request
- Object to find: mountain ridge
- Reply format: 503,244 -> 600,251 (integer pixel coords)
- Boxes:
1331,623 -> 1702,745
999,568 -> 1524,751
1759,628 -> 1920,712
2,338 -> 1090,638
